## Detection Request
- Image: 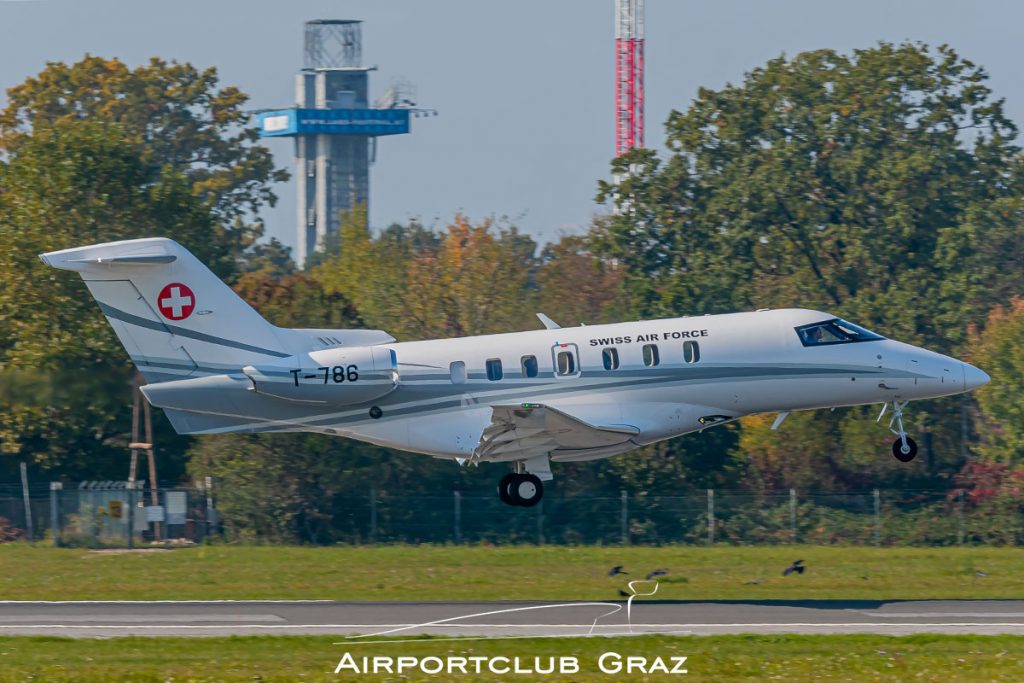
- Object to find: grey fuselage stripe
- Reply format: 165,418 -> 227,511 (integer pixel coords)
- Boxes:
168,364 -> 896,433
305,366 -> 887,429
98,302 -> 291,358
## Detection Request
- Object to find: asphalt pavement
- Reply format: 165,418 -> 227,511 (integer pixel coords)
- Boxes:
2,599 -> 1024,637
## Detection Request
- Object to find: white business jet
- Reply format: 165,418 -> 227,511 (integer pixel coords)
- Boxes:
41,238 -> 989,507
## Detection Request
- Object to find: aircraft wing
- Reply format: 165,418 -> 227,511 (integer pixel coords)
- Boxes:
474,404 -> 639,463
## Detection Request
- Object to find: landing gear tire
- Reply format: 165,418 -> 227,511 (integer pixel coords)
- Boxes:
497,473 -> 544,507
892,436 -> 918,463
498,473 -> 518,506
512,473 -> 544,508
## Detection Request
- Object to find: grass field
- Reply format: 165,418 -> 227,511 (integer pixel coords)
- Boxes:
0,634 -> 1023,681
1,544 -> 1023,601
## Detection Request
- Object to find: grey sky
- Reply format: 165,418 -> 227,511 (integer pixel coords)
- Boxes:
2,0 -> 1023,254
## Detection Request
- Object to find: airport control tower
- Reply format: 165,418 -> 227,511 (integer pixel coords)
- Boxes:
257,20 -> 423,266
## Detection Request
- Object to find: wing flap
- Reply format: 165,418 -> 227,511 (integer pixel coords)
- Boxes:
474,404 -> 638,463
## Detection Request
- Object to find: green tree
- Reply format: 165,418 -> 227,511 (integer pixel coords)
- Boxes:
0,55 -> 288,255
239,237 -> 297,279
0,121 -> 209,475
0,57 -> 286,479
596,42 -> 1024,489
597,42 -> 1022,349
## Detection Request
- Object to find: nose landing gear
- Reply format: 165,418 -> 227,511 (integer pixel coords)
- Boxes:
879,400 -> 918,462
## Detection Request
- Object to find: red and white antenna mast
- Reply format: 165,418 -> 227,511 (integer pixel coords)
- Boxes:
614,0 -> 644,157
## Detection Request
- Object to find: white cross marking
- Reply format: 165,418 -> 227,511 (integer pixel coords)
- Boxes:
161,287 -> 192,318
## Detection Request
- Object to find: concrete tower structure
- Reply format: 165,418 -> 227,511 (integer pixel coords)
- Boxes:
258,20 -> 421,267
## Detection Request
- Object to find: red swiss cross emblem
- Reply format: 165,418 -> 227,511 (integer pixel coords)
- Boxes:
157,283 -> 196,321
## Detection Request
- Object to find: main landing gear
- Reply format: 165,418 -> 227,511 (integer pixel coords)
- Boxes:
498,472 -> 544,507
879,400 -> 918,463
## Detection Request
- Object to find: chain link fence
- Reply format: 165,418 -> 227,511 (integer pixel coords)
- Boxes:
0,482 -> 1016,547
0,481 -> 217,547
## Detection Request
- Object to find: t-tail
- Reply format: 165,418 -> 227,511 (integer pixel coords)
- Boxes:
40,238 -> 292,383
40,238 -> 397,435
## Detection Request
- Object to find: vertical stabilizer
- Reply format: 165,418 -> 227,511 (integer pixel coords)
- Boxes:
40,238 -> 290,382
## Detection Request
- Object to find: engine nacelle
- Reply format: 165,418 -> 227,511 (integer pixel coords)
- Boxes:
243,345 -> 397,406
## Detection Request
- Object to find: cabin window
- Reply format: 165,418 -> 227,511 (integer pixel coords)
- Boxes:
556,350 -> 577,376
683,340 -> 700,364
521,355 -> 538,378
643,344 -> 660,367
486,358 -> 503,381
602,347 -> 619,370
450,361 -> 466,384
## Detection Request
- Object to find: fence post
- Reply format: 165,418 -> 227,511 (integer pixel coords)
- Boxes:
789,488 -> 797,543
957,489 -> 965,546
369,488 -> 377,543
620,490 -> 628,545
707,489 -> 715,545
49,482 -> 62,547
126,482 -> 135,549
20,462 -> 33,543
537,499 -> 545,545
873,488 -> 881,546
453,491 -> 462,544
204,476 -> 214,543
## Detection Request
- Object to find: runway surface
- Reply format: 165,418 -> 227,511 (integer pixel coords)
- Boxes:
3,600 -> 1024,637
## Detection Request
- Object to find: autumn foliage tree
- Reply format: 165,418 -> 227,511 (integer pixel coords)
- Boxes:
313,210 -> 540,339
968,298 -> 1024,463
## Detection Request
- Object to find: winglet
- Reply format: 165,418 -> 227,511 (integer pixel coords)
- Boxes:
536,313 -> 561,330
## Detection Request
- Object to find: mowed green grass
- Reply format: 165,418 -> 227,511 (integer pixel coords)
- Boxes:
1,545 -> 1023,601
1,634 -> 1023,682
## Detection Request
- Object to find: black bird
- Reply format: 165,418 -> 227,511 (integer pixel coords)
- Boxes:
608,565 -> 628,577
646,569 -> 669,580
617,589 -> 631,598
782,560 -> 806,576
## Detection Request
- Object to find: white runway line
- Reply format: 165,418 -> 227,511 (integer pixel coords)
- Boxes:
849,611 -> 1024,618
0,614 -> 286,623
3,622 -> 1024,630
0,600 -> 333,604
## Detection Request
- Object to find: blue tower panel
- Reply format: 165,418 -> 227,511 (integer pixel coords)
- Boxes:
257,108 -> 410,138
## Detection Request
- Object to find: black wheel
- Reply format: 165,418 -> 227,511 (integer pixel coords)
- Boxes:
892,436 -> 918,462
512,473 -> 544,508
498,473 -> 518,506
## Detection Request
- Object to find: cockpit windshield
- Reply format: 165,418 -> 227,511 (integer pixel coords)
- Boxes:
796,318 -> 884,347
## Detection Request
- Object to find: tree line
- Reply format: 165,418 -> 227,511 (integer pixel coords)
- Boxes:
1,44 -> 1022,542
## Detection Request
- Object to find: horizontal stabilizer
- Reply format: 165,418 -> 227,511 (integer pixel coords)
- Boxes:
161,408 -> 280,435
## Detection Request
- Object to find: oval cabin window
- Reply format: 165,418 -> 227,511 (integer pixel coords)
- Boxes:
450,361 -> 467,384
556,351 -> 576,376
643,344 -> 660,367
683,341 -> 700,364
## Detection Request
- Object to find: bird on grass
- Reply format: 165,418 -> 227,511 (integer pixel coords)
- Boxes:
783,560 -> 806,576
608,565 -> 628,577
617,589 -> 631,598
646,569 -> 669,580
743,578 -> 763,585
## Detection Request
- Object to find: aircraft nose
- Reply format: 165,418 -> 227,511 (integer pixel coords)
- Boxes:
962,362 -> 990,391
